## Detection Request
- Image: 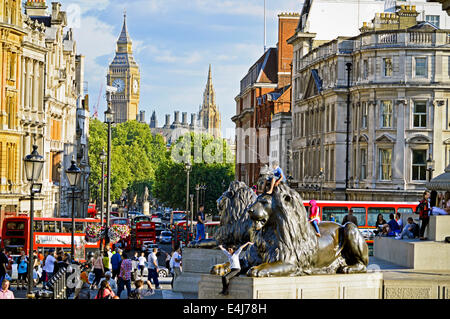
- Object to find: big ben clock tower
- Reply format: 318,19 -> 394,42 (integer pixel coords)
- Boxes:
107,11 -> 140,123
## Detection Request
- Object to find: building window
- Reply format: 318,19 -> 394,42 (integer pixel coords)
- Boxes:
412,149 -> 427,181
415,57 -> 427,77
384,58 -> 393,77
380,100 -> 393,128
379,149 -> 392,181
361,103 -> 367,129
360,149 -> 367,180
413,101 -> 427,128
426,15 -> 440,28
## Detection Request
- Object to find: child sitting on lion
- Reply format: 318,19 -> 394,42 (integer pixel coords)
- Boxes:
261,161 -> 286,195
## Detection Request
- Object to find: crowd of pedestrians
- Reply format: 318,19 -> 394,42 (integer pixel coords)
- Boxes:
0,243 -> 183,300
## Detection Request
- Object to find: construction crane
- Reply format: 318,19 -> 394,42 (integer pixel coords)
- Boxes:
92,84 -> 103,118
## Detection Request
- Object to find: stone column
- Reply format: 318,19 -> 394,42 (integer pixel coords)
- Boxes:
394,99 -> 407,189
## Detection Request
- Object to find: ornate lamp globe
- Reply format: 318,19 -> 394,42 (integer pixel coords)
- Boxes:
104,107 -> 115,124
99,148 -> 107,163
24,145 -> 44,182
66,160 -> 81,187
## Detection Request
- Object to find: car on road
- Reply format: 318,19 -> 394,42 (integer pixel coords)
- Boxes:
128,211 -> 144,219
159,231 -> 172,244
141,241 -> 158,252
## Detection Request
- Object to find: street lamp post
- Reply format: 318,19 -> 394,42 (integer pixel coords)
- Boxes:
345,62 -> 352,201
190,194 -> 194,237
24,145 -> 44,299
99,149 -> 106,251
195,184 -> 200,220
104,105 -> 115,247
184,162 -> 192,214
56,163 -> 62,217
66,159 -> 81,261
427,156 -> 435,182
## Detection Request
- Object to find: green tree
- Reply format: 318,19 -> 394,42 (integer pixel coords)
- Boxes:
88,119 -> 167,204
153,132 -> 235,216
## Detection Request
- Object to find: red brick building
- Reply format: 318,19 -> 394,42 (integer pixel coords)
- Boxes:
233,13 -> 299,186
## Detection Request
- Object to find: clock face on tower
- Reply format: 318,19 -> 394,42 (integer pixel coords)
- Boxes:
112,78 -> 125,93
133,79 -> 139,94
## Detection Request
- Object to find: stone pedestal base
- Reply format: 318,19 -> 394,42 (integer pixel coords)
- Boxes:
173,248 -> 229,293
198,273 -> 384,299
374,237 -> 450,270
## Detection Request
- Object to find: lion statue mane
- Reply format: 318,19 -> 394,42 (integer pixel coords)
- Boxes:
188,181 -> 257,254
246,183 -> 369,277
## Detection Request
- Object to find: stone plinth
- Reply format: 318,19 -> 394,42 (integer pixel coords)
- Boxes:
198,273 -> 384,299
173,248 -> 229,293
373,237 -> 450,270
429,216 -> 450,242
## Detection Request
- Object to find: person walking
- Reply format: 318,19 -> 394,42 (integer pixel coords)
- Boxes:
170,246 -> 182,289
91,251 -> 105,289
417,191 -> 431,240
116,253 -> 133,299
218,242 -> 253,296
138,252 -> 146,277
17,251 -> 28,290
0,279 -> 14,299
111,248 -> 122,280
147,248 -> 160,289
42,249 -> 56,284
196,205 -> 206,241
102,251 -> 110,273
0,248 -> 8,285
342,209 -> 358,225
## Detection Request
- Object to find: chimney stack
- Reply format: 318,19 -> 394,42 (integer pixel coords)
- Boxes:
174,111 -> 180,124
182,112 -> 188,126
164,114 -> 171,128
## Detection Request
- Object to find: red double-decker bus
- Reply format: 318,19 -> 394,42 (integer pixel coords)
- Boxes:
134,221 -> 156,249
302,200 -> 417,244
1,216 -> 101,261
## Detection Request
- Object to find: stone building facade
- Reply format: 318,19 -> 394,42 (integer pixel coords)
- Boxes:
0,0 -> 26,226
289,5 -> 450,201
0,1 -> 89,226
233,13 -> 299,186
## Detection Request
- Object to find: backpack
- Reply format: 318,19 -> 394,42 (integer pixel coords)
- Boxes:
415,201 -> 429,219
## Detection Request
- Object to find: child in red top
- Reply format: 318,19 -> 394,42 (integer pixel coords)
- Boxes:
309,200 -> 321,237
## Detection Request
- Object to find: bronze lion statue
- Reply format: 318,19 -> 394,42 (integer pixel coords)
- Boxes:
246,183 -> 369,277
188,181 -> 257,251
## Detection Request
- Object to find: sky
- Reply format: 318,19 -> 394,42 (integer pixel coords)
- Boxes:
55,0 -> 303,139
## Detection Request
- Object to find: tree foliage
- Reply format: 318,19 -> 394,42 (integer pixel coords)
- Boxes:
89,121 -> 235,215
88,119 -> 167,203
153,132 -> 235,215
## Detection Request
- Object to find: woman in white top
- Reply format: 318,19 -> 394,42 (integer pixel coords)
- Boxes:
218,242 -> 253,296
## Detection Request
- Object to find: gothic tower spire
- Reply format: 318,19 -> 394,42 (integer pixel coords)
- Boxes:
199,64 -> 221,138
